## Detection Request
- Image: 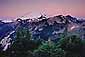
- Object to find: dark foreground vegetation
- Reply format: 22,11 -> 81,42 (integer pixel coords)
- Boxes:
0,27 -> 85,57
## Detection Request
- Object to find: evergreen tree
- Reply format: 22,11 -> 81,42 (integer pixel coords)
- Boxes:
57,35 -> 82,57
33,39 -> 65,57
4,27 -> 41,57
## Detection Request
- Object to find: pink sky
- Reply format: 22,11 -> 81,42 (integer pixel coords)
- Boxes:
0,0 -> 85,20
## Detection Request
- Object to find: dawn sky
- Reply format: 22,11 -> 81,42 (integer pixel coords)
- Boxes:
0,0 -> 85,20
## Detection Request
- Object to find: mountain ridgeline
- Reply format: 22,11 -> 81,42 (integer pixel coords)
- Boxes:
0,15 -> 85,50
0,15 -> 85,57
0,15 -> 85,41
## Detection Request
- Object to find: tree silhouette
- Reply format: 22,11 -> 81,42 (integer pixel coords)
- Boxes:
4,27 -> 41,57
57,35 -> 82,57
33,40 -> 65,57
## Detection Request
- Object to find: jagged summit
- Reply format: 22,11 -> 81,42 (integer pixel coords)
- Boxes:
15,15 -> 77,23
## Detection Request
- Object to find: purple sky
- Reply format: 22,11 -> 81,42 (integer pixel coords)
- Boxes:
0,0 -> 85,20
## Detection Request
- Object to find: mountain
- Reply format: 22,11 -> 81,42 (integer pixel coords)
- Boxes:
0,15 -> 85,40
0,15 -> 85,51
7,15 -> 85,40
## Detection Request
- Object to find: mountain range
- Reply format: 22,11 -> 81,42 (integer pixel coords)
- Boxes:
0,15 -> 85,51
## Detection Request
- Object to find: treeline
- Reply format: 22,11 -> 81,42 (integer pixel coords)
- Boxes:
0,27 -> 85,57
